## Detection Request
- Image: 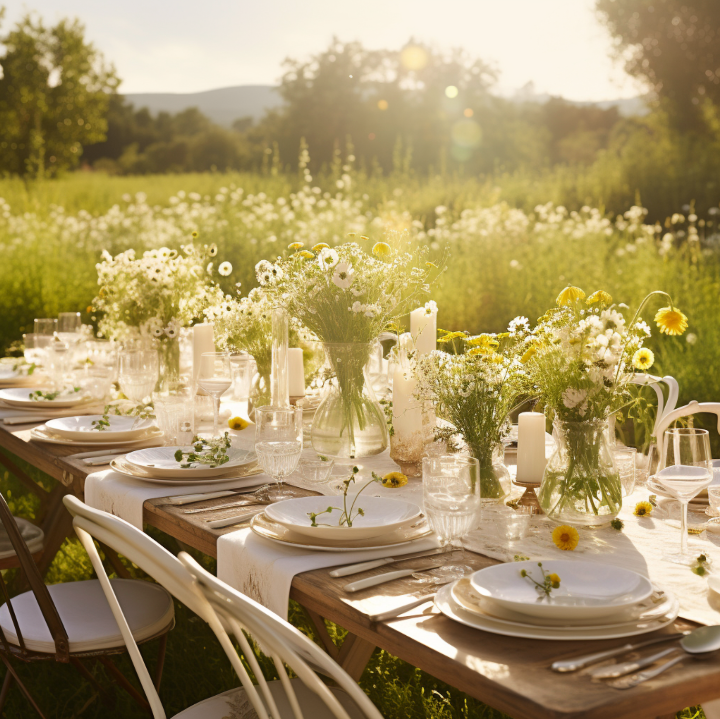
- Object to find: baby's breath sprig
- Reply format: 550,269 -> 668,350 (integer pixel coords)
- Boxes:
520,562 -> 561,598
174,434 -> 231,469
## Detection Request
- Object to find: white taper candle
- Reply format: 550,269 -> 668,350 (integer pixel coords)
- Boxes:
410,304 -> 437,356
288,348 -> 305,397
516,411 -> 547,483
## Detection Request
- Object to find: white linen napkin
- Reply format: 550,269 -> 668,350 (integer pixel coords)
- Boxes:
84,469 -> 267,529
217,529 -> 439,619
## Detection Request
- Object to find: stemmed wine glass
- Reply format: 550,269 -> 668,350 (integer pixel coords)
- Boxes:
656,427 -> 713,565
57,312 -> 82,344
118,350 -> 159,404
419,455 -> 480,583
198,352 -> 232,438
254,406 -> 303,500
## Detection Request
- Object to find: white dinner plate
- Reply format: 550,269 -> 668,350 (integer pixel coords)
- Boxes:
452,579 -> 677,631
0,387 -> 91,409
110,457 -> 264,486
31,425 -> 164,448
435,580 -> 679,641
264,496 -> 421,540
46,415 -> 156,442
250,512 -> 433,551
469,560 -> 653,621
125,445 -> 257,478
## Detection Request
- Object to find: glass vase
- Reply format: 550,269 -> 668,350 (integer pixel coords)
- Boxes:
155,337 -> 181,393
468,442 -> 511,503
537,419 -> 622,528
311,342 -> 389,459
249,370 -> 271,414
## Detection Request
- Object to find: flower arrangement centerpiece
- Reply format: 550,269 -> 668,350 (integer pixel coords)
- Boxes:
260,234 -> 440,458
526,287 -> 688,527
92,239 -> 226,391
415,329 -> 528,501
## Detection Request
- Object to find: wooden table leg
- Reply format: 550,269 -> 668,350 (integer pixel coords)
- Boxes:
336,632 -> 376,681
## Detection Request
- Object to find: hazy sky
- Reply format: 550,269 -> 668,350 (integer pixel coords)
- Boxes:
5,0 -> 646,101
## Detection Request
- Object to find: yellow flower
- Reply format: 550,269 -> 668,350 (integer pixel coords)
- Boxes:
552,525 -> 579,551
437,331 -> 467,343
556,286 -> 586,306
426,261 -> 438,269
467,334 -> 499,353
521,345 -> 537,364
634,501 -> 653,517
586,290 -> 612,305
548,573 -> 561,588
632,348 -> 654,371
288,241 -> 304,251
655,307 -> 688,336
346,233 -> 356,238
360,235 -> 369,240
372,241 -> 392,258
191,231 -> 198,238
298,250 -> 315,259
382,472 -> 408,488
312,243 -> 330,251
228,416 -> 250,431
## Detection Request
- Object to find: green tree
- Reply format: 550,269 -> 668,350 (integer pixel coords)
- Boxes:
597,0 -> 720,132
0,11 -> 119,177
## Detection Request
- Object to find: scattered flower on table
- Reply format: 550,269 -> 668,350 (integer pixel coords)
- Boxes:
552,525 -> 579,551
228,416 -> 250,431
691,554 -> 712,576
381,471 -> 408,488
611,518 -> 624,531
634,501 -> 653,517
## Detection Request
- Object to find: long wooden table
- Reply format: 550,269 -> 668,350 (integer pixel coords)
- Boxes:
2,419 -> 720,719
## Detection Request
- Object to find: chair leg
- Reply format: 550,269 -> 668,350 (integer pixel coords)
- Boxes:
0,656 -> 49,719
0,668 -> 13,714
70,657 -> 114,708
154,634 -> 168,692
96,655 -> 151,713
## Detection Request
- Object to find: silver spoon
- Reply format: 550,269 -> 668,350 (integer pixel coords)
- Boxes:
591,625 -> 720,681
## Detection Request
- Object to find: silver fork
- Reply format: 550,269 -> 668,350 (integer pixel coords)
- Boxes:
607,653 -> 686,689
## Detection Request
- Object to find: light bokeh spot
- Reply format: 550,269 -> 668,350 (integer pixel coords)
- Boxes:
445,85 -> 459,98
400,45 -> 428,71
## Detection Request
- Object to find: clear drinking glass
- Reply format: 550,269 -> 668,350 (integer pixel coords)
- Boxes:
198,352 -> 232,438
152,387 -> 194,445
656,427 -> 713,565
118,350 -> 159,404
57,312 -> 82,343
44,341 -> 71,391
420,455 -> 480,582
73,365 -> 114,401
34,318 -> 57,337
22,334 -> 44,366
230,352 -> 253,401
254,406 -> 303,500
86,339 -> 118,380
613,446 -> 637,497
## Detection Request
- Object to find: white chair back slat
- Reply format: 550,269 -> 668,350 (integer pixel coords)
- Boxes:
630,374 -> 679,438
63,497 -> 384,719
654,401 -> 720,459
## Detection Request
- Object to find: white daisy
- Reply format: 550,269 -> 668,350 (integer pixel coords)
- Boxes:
318,247 -> 339,270
218,261 -> 232,276
332,262 -> 355,289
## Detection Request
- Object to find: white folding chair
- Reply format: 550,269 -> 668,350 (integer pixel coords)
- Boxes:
630,374 -> 679,439
63,495 -> 383,719
654,401 -> 720,459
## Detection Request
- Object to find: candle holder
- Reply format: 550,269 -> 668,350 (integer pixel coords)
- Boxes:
513,477 -> 544,515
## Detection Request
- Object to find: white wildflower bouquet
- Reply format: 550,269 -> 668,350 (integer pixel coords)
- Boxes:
415,332 -> 528,500
92,240 -> 227,341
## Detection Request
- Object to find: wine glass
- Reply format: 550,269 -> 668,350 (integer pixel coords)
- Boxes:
22,334 -> 43,366
656,427 -> 713,565
419,455 -> 480,582
198,352 -> 232,438
57,312 -> 82,343
34,318 -> 57,338
118,350 -> 159,404
254,406 -> 303,500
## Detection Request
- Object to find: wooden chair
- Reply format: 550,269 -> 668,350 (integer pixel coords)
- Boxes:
63,494 -> 384,719
0,516 -> 43,571
0,492 -> 174,718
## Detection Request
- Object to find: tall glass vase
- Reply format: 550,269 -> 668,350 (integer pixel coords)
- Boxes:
537,419 -> 622,528
311,342 -> 389,459
155,337 -> 181,393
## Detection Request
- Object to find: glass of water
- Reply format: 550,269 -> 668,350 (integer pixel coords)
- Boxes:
34,318 -> 57,338
118,350 -> 159,404
22,334 -> 44,366
44,340 -> 72,391
198,352 -> 232,438
421,455 -> 480,582
152,387 -> 194,445
254,406 -> 303,500
656,427 -> 713,565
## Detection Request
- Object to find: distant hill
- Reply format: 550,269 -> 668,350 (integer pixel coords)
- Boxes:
123,85 -> 282,127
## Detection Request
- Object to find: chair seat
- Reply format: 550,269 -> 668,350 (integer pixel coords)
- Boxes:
0,517 -> 43,560
173,679 -> 365,719
0,578 -> 173,654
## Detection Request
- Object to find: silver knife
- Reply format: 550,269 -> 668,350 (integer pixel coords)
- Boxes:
204,507 -> 266,529
329,548 -> 446,577
164,484 -> 267,506
343,562 -> 444,593
367,594 -> 437,622
183,498 -> 268,514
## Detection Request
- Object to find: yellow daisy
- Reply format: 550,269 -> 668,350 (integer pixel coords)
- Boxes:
586,290 -> 612,305
372,242 -> 392,258
552,525 -> 579,551
467,334 -> 499,353
556,286 -> 586,306
312,242 -> 330,251
299,250 -> 315,259
632,348 -> 654,371
655,307 -> 688,336
228,416 -> 250,431
288,241 -> 304,251
548,573 -> 561,588
437,331 -> 467,343
634,501 -> 653,517
520,345 -> 537,364
381,471 -> 408,488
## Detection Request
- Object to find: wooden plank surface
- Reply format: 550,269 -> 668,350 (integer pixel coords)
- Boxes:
2,421 -> 720,718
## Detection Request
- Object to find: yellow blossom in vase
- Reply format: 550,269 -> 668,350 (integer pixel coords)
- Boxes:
634,501 -> 653,517
655,307 -> 688,336
556,286 -> 586,306
467,334 -> 499,353
586,290 -> 612,305
228,416 -> 250,431
381,471 -> 408,488
552,525 -> 579,551
312,243 -> 330,251
288,242 -> 304,251
298,250 -> 315,259
372,242 -> 392,258
632,348 -> 654,371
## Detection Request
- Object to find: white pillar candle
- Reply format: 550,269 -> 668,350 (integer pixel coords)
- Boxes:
410,304 -> 437,356
391,365 -> 423,450
516,411 -> 547,483
192,323 -> 215,386
288,348 -> 305,397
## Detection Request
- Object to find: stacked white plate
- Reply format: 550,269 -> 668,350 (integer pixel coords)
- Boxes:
0,386 -> 93,409
31,415 -> 164,448
435,560 -> 679,641
251,495 -> 430,551
0,362 -> 45,389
